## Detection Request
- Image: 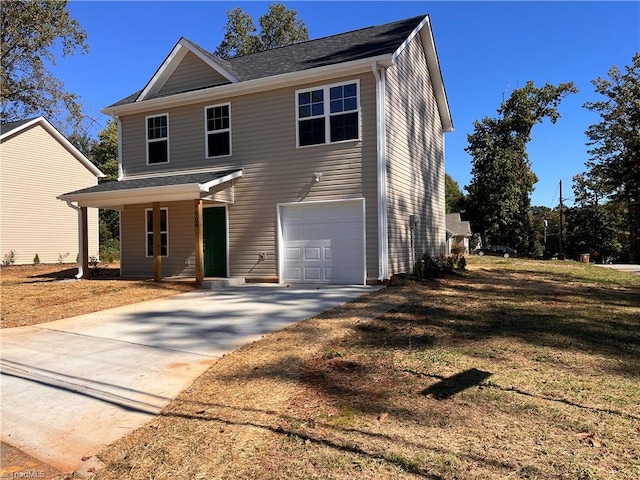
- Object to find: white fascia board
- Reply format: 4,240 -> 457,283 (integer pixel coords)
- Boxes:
57,183 -> 202,209
180,38 -> 238,83
1,116 -> 105,178
392,16 -> 453,133
199,169 -> 243,191
138,38 -> 240,103
103,54 -> 394,117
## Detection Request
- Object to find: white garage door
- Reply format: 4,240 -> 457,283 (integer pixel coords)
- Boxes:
280,200 -> 365,284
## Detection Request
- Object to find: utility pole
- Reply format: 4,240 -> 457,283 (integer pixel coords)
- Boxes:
559,180 -> 564,260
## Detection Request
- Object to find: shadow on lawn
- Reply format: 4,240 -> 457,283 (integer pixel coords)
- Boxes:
358,269 -> 639,372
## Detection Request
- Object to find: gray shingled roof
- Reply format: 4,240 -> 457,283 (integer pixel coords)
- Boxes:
0,117 -> 40,136
446,213 -> 472,236
63,169 -> 241,196
110,15 -> 426,108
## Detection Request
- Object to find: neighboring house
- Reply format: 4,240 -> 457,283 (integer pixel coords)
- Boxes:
1,117 -> 103,267
59,15 -> 453,285
446,212 -> 472,254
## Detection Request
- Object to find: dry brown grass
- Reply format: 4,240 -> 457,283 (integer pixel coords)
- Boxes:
94,258 -> 640,480
1,263 -> 197,328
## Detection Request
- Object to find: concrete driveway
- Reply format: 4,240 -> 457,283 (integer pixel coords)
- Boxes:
593,263 -> 640,275
0,284 -> 378,472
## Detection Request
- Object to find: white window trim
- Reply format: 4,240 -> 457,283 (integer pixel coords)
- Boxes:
145,207 -> 169,257
145,113 -> 170,165
295,79 -> 361,148
204,103 -> 232,159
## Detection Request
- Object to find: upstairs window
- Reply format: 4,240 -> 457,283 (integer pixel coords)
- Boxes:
297,81 -> 359,147
146,114 -> 169,164
205,103 -> 231,157
146,207 -> 168,257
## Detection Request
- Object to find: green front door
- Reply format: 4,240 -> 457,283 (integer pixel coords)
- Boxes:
203,207 -> 227,277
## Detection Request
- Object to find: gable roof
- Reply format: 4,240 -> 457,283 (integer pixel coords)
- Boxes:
0,117 -> 104,178
446,213 -> 472,236
105,14 -> 452,131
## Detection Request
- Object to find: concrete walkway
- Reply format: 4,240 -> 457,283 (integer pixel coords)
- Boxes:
0,284 -> 378,472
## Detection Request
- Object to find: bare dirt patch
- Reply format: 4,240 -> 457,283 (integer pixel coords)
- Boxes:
94,258 -> 640,479
1,263 -> 197,328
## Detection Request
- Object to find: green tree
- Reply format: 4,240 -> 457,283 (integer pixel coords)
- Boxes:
583,53 -> 640,262
91,121 -> 119,183
89,122 -> 120,250
0,0 -> 88,130
214,3 -> 308,59
445,173 -> 464,213
464,81 -> 577,253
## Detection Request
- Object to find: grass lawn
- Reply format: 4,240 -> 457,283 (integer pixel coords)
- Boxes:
0,263 -> 198,328
92,257 -> 639,480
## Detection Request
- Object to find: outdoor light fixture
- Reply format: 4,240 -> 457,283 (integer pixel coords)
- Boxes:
312,172 -> 323,183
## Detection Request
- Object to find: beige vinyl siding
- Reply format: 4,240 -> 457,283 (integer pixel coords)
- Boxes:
119,73 -> 380,280
0,123 -> 99,265
120,201 -> 198,277
385,34 -> 446,274
157,51 -> 231,98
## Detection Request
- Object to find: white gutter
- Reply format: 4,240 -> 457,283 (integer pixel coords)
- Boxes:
372,62 -> 389,281
64,201 -> 85,279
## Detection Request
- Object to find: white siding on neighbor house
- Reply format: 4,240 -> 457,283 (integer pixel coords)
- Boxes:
118,73 -> 381,282
0,123 -> 99,265
385,34 -> 446,275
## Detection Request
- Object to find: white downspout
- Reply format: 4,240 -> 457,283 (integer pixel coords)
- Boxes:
65,201 -> 85,279
372,62 -> 389,281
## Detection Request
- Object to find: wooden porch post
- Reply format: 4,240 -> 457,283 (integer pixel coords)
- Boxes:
81,207 -> 89,279
195,200 -> 204,284
153,202 -> 162,282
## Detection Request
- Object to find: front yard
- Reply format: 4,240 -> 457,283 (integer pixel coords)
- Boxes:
0,263 -> 197,328
90,257 -> 639,479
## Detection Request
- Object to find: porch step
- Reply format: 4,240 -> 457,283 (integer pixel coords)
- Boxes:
199,277 -> 246,289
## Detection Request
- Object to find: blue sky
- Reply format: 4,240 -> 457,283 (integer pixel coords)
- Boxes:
59,1 -> 639,208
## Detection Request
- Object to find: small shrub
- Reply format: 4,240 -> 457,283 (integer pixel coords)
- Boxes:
99,238 -> 120,263
33,253 -> 40,264
2,250 -> 16,266
414,252 -> 466,279
58,252 -> 69,264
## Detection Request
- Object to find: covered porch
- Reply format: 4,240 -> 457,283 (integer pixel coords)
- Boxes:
57,169 -> 243,283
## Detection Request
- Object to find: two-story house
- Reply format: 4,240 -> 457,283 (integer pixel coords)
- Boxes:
59,14 -> 453,285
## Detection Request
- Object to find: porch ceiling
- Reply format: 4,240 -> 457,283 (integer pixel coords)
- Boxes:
57,169 -> 243,209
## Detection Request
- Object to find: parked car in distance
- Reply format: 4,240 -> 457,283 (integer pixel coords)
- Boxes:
474,245 -> 517,258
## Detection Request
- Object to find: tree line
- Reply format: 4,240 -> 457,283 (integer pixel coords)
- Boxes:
446,55 -> 639,263
2,1 -> 638,263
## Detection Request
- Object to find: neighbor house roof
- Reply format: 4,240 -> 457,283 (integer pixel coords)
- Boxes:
0,117 -> 104,178
58,168 -> 243,208
104,15 -> 453,132
446,213 -> 472,236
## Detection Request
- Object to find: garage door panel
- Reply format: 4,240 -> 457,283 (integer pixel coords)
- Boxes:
303,247 -> 322,260
281,200 -> 365,284
303,267 -> 322,280
285,247 -> 302,260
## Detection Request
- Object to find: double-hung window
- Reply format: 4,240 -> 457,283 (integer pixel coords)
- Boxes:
146,114 -> 169,164
146,208 -> 168,257
205,103 -> 231,157
297,81 -> 359,147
